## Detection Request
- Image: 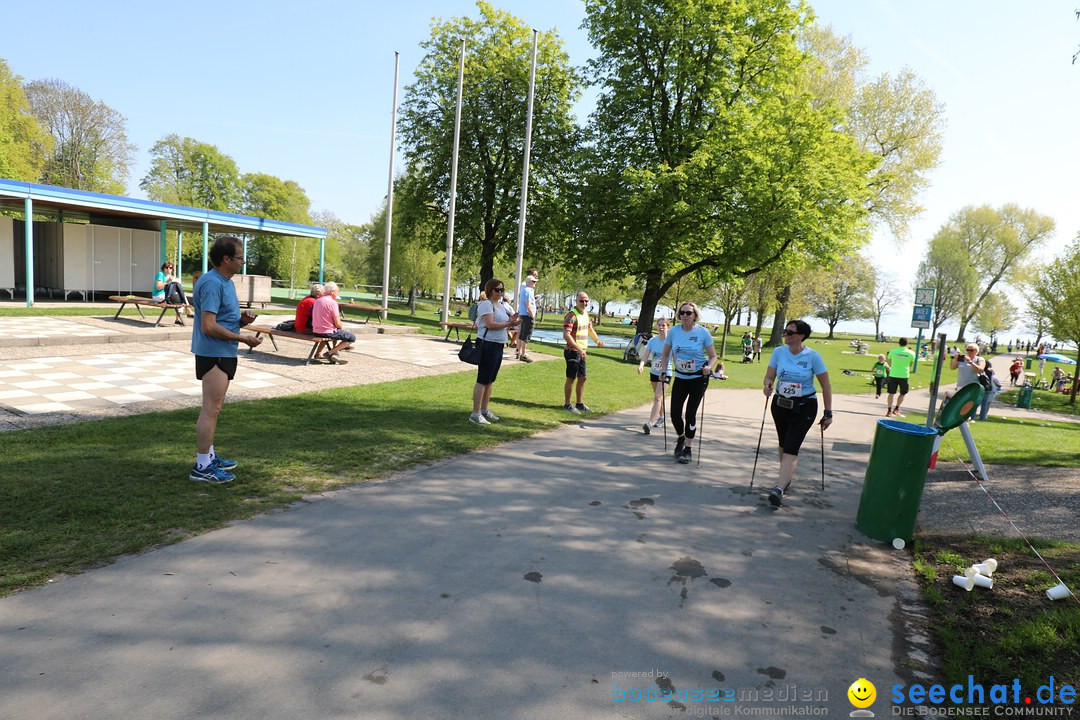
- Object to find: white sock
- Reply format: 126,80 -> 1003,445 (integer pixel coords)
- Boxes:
197,452 -> 212,469
209,444 -> 216,458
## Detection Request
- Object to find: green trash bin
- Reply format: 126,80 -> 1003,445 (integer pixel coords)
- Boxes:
1025,357 -> 1033,370
856,420 -> 941,543
1016,384 -> 1034,409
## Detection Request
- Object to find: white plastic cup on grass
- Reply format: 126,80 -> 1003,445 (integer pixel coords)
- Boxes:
964,566 -> 979,579
892,538 -> 905,550
952,575 -> 975,591
972,574 -> 993,589
982,558 -> 998,573
1046,583 -> 1071,601
972,562 -> 995,577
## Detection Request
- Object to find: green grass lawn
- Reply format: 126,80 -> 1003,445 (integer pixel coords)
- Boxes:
900,411 -> 1080,468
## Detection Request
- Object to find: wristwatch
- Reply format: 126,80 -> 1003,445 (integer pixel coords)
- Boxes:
823,410 -> 833,419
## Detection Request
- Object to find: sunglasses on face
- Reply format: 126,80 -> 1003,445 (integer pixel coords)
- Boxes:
577,299 -> 587,304
679,310 -> 694,316
493,287 -> 504,292
783,330 -> 798,336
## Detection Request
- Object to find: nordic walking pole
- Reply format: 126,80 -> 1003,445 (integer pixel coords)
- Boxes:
697,375 -> 709,466
749,396 -> 769,488
820,424 -> 826,492
662,374 -> 668,452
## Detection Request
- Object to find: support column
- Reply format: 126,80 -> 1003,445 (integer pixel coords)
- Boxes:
24,197 -> 33,308
242,233 -> 248,275
159,220 -> 167,265
201,223 -> 209,273
319,237 -> 325,283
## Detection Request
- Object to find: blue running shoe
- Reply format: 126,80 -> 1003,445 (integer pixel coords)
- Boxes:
190,463 -> 234,483
212,455 -> 238,471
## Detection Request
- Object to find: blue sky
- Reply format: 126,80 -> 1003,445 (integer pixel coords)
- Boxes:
4,1 -> 1079,335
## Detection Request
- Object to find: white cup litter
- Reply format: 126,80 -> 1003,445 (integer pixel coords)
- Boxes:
892,538 -> 905,550
972,562 -> 995,577
964,566 -> 979,579
1046,583 -> 1071,601
952,575 -> 975,591
972,574 -> 993,589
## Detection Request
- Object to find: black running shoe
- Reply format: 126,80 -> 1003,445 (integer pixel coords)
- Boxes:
678,446 -> 692,464
674,436 -> 685,459
768,486 -> 784,507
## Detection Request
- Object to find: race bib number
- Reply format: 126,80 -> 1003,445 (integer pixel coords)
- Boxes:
676,358 -> 697,373
778,381 -> 802,397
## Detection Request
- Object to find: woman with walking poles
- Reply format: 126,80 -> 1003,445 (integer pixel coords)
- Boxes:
762,319 -> 833,507
659,303 -> 717,465
636,316 -> 671,434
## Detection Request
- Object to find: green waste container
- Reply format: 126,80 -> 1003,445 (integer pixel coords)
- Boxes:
1025,357 -> 1033,370
856,420 -> 940,543
1016,384 -> 1034,409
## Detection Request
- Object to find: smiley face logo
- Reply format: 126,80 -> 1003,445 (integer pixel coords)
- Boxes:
848,678 -> 876,709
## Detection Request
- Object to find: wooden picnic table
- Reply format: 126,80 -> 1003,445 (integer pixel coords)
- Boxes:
337,300 -> 383,324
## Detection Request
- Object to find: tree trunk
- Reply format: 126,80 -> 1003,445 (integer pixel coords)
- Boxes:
769,285 -> 791,347
1070,362 -> 1079,406
635,275 -> 666,338
720,317 -> 732,358
408,286 -> 417,316
827,320 -> 838,339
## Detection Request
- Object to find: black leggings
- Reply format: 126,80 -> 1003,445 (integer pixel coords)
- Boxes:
771,396 -> 817,456
670,375 -> 707,438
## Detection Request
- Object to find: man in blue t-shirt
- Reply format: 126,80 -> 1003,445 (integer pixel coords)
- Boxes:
516,270 -> 538,363
189,235 -> 262,484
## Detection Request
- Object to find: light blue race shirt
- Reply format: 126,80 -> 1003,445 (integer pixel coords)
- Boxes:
768,345 -> 827,399
664,324 -> 714,380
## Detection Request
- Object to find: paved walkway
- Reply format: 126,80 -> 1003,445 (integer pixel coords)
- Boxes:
0,326 -> 1076,718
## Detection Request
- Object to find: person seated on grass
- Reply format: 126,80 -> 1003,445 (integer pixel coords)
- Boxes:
1052,366 -> 1066,393
295,283 -> 323,333
710,361 -> 728,380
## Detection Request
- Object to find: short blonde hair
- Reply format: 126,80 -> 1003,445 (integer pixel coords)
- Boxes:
877,354 -> 886,362
677,302 -> 700,322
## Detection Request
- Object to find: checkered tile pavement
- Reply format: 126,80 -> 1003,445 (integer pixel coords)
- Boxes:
350,334 -> 467,367
0,316 -> 122,340
0,350 -> 297,415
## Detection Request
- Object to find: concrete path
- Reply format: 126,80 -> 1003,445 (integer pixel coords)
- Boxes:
0,387 -> 919,720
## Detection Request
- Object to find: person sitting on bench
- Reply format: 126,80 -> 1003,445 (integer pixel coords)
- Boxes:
153,262 -> 192,323
295,283 -> 324,333
311,281 -> 355,364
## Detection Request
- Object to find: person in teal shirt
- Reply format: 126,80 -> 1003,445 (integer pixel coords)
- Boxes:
659,302 -> 717,464
762,319 -> 833,507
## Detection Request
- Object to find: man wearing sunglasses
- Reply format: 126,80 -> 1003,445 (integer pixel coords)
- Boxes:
562,293 -> 605,413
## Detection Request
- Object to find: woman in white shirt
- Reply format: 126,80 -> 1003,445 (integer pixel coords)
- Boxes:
470,278 -> 521,426
636,316 -> 671,434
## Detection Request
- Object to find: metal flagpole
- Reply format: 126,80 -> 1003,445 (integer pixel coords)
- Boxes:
513,30 -> 538,313
441,40 -> 466,324
381,51 -> 400,322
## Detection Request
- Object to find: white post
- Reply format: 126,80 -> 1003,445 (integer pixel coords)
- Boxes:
514,30 -> 538,313
381,51 -> 400,322
441,39 -> 466,323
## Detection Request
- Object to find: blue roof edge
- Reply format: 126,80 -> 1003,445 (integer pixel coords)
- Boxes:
0,179 -> 328,239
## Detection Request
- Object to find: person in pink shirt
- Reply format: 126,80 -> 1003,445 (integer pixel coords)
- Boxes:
311,281 -> 355,364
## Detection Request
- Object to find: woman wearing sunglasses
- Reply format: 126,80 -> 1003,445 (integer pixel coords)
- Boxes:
470,278 -> 521,426
659,302 -> 717,464
762,320 -> 833,506
153,262 -> 192,324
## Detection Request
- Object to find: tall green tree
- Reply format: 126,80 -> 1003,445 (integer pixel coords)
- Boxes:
0,59 -> 52,181
972,290 -> 1019,343
24,78 -> 136,193
1028,239 -> 1080,404
363,201 -> 444,315
917,204 -> 1054,341
397,1 -> 581,290
802,27 -> 945,240
805,254 -> 876,339
240,173 -> 317,291
869,269 -> 903,341
575,0 -> 877,338
140,134 -> 241,211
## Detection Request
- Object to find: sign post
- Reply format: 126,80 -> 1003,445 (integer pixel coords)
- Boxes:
911,288 -> 936,373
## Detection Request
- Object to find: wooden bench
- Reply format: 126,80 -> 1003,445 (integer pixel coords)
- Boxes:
245,323 -> 332,364
440,321 -> 475,342
109,295 -> 188,327
337,301 -> 383,324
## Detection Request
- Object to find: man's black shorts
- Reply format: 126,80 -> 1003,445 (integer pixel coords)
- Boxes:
564,348 -> 586,379
195,355 -> 238,381
518,315 -> 534,343
886,377 -> 909,395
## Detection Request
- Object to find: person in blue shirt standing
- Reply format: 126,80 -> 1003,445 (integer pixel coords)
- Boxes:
189,235 -> 262,483
515,270 -> 538,363
636,316 -> 672,434
762,319 -> 833,506
659,302 -> 717,464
